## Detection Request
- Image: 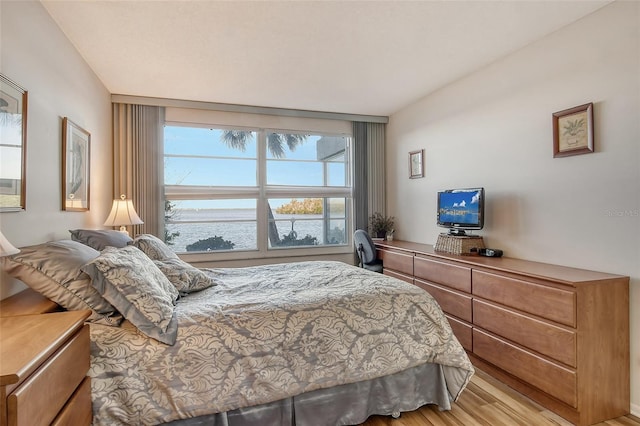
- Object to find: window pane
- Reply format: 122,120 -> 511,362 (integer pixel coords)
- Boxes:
265,133 -> 312,160
327,198 -> 346,218
266,135 -> 348,187
164,199 -> 257,252
267,161 -> 323,186
165,126 -> 257,158
165,157 -> 256,186
267,198 -> 347,248
327,219 -> 346,245
327,159 -> 346,186
165,126 -> 257,187
326,198 -> 347,245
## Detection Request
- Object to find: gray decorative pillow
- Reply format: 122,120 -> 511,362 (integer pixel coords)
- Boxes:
154,258 -> 219,295
130,234 -> 217,295
0,240 -> 122,325
82,246 -> 179,345
131,234 -> 219,294
70,229 -> 133,251
130,234 -> 178,261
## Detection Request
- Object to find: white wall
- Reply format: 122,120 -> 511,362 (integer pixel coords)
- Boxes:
387,1 -> 639,415
0,1 -> 112,298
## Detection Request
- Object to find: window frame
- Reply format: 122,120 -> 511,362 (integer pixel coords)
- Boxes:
163,122 -> 354,262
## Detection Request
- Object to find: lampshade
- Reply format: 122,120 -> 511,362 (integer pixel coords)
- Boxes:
103,194 -> 143,235
0,230 -> 20,257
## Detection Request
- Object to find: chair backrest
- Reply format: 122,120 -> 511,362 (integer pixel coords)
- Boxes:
353,229 -> 376,264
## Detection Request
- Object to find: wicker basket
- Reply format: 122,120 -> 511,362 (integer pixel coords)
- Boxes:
434,234 -> 485,255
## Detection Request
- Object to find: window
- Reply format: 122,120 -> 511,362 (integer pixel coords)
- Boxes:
164,125 -> 352,256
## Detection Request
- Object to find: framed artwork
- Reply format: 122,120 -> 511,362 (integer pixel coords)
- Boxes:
409,149 -> 424,179
0,74 -> 28,212
553,102 -> 594,158
62,117 -> 90,211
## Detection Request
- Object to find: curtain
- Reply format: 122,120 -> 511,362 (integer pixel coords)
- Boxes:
353,122 -> 386,233
112,103 -> 165,237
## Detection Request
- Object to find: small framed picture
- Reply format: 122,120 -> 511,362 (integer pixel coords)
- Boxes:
62,117 -> 90,211
552,103 -> 594,158
409,149 -> 424,179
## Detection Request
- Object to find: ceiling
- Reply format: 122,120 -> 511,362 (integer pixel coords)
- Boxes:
41,0 -> 611,117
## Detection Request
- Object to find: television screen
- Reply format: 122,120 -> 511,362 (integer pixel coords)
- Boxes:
437,188 -> 484,233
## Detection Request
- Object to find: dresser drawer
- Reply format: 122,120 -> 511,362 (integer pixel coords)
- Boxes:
8,324 -> 90,426
446,315 -> 472,351
383,268 -> 413,284
52,376 -> 92,426
414,256 -> 471,293
472,270 -> 576,327
473,299 -> 576,367
473,329 -> 577,407
378,249 -> 413,275
414,278 -> 472,322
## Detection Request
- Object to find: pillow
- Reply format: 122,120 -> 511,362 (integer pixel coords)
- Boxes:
0,240 -> 122,325
81,246 -> 179,345
70,229 -> 133,251
131,234 -> 219,294
130,233 -> 178,261
153,258 -> 219,295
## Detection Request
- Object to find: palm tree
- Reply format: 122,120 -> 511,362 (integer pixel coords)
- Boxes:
220,130 -> 253,151
266,133 -> 307,158
220,130 -> 308,245
221,131 -> 307,158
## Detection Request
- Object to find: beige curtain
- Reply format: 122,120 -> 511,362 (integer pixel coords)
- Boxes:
366,122 -> 385,217
112,103 -> 165,237
353,122 -> 386,231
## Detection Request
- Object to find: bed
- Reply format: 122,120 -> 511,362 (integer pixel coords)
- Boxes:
1,232 -> 474,426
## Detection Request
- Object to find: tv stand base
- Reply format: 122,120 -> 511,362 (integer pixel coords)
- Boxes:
434,233 -> 485,255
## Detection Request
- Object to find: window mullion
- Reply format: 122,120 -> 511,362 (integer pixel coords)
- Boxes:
256,130 -> 268,252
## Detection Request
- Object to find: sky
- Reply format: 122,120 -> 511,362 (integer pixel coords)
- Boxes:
439,189 -> 482,211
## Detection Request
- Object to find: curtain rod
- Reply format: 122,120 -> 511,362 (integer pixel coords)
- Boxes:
111,94 -> 389,124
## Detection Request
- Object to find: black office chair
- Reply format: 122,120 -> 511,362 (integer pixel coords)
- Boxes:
353,229 -> 383,273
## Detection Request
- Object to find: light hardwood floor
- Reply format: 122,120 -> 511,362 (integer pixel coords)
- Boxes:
361,369 -> 640,426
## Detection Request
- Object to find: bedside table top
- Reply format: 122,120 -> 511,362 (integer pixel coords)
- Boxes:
0,310 -> 90,386
0,288 -> 60,317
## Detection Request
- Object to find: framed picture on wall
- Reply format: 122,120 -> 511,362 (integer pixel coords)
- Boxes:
409,149 -> 424,179
0,74 -> 28,212
62,117 -> 90,211
552,102 -> 594,158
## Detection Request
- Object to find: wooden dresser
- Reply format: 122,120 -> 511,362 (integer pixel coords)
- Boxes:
376,240 -> 630,426
0,290 -> 91,426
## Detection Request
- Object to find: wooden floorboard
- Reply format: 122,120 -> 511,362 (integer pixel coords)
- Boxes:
360,369 -> 640,426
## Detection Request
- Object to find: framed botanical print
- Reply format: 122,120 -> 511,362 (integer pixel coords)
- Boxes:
62,117 -> 90,211
553,103 -> 594,158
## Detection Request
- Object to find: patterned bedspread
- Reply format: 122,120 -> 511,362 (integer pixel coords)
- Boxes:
89,261 -> 474,425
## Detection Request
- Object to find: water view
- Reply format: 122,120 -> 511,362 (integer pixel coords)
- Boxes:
166,208 -> 345,252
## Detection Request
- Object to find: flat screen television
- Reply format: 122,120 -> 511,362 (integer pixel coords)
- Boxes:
437,187 -> 484,235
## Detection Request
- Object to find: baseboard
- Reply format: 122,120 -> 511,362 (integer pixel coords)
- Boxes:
631,402 -> 640,418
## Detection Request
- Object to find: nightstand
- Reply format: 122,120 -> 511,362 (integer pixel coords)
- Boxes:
0,289 -> 59,317
0,310 -> 91,426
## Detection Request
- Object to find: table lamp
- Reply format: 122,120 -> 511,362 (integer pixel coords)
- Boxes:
103,194 -> 143,236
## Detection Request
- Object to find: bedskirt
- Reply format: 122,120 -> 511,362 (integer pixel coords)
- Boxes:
166,362 -> 451,426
